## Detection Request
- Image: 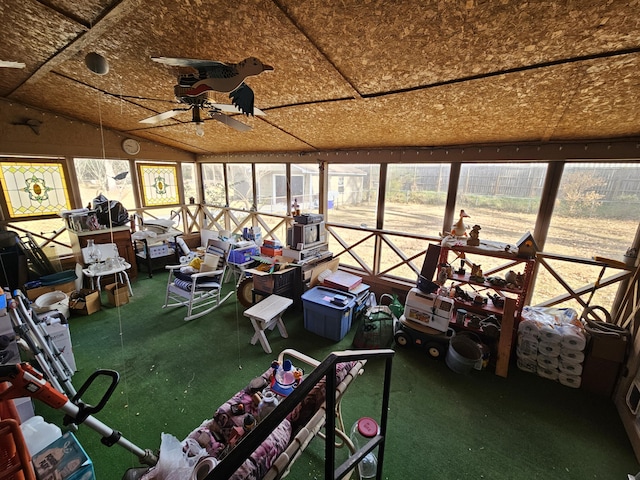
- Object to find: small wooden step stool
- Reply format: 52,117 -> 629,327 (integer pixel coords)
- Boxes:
243,294 -> 293,354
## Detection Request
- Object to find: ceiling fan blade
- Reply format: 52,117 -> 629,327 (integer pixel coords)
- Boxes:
0,60 -> 25,68
210,113 -> 252,132
139,109 -> 186,124
210,103 -> 266,116
152,57 -> 226,68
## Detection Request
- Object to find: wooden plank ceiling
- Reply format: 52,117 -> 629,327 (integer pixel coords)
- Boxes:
0,0 -> 639,155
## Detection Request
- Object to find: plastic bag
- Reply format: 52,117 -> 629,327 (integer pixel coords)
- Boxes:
150,432 -> 208,480
92,193 -> 129,227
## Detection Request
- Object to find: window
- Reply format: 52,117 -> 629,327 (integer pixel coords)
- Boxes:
326,164 -> 378,227
535,162 -> 640,309
0,160 -> 71,218
226,164 -> 253,210
291,163 -> 319,214
256,163 -> 286,213
379,163 -> 450,279
201,163 -> 226,205
181,163 -> 197,202
455,163 -> 544,243
385,163 -> 449,234
138,163 -> 179,206
74,158 -> 133,209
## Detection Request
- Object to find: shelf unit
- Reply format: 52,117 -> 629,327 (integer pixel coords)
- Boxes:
438,245 -> 534,320
438,244 -> 535,377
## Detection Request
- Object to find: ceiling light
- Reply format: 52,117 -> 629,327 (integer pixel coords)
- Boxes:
195,123 -> 205,137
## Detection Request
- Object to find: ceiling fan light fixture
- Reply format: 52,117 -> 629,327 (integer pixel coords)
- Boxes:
85,52 -> 109,75
195,122 -> 205,137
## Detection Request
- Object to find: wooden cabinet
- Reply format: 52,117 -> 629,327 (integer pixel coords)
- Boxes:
68,226 -> 137,281
438,244 -> 535,377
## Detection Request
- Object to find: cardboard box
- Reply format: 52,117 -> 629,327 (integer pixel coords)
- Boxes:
69,289 -> 101,316
26,280 -> 76,301
32,431 -> 95,480
43,322 -> 76,372
106,282 -> 129,306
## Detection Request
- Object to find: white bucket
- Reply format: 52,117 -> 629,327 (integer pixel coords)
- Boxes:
33,291 -> 69,319
446,335 -> 482,374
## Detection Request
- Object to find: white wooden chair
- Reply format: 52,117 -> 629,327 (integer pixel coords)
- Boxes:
162,245 -> 233,321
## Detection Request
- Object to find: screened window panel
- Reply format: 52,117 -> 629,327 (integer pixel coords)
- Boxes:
201,163 -> 226,206
326,164 -> 378,227
256,163 -> 286,213
226,164 -> 253,210
181,163 -> 197,203
546,162 -> 639,259
74,158 -> 134,209
385,163 -> 450,234
454,163 -> 545,245
291,163 -> 319,214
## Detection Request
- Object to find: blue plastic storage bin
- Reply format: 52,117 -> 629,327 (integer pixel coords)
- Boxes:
301,286 -> 357,341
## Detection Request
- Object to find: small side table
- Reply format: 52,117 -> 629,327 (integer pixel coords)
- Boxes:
82,262 -> 134,296
243,294 -> 293,354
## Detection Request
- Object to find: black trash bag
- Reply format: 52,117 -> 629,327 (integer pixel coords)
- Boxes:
92,194 -> 129,227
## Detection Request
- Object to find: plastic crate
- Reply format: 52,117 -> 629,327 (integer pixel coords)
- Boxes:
252,267 -> 296,294
301,286 -> 357,341
228,246 -> 259,265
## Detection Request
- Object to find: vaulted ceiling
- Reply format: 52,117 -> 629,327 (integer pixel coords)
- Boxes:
1,0 -> 639,156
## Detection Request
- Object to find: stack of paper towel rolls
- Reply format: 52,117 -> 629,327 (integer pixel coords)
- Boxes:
517,306 -> 586,388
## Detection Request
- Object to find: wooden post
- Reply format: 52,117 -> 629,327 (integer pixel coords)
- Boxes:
495,297 -> 516,378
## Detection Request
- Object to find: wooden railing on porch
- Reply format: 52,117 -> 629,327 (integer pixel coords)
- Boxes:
4,203 -> 637,322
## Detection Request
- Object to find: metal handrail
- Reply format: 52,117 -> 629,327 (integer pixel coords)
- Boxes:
207,349 -> 395,480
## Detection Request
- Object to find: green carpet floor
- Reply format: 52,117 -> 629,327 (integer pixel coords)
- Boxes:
34,272 -> 640,479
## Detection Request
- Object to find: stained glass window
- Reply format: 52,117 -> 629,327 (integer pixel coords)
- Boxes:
0,161 -> 71,218
138,163 -> 179,206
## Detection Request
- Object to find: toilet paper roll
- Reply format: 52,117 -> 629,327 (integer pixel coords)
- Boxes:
537,367 -> 559,381
517,347 -> 537,362
190,457 -> 218,480
538,341 -> 561,357
558,372 -> 581,389
517,357 -> 537,374
539,324 -> 562,344
517,334 -> 539,357
518,319 -> 541,337
558,358 -> 583,376
537,354 -> 559,370
559,325 -> 586,351
560,349 -> 585,364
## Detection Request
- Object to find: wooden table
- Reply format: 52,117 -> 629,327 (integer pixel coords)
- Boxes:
243,294 -> 293,354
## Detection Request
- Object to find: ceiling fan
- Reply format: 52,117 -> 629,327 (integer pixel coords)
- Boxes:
139,56 -> 272,135
139,89 -> 265,134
